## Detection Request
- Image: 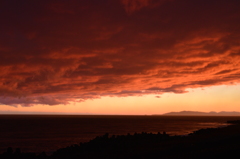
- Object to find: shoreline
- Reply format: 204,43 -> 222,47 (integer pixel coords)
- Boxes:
1,120 -> 240,158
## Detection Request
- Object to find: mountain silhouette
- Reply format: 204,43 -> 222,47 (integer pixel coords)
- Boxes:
162,111 -> 240,116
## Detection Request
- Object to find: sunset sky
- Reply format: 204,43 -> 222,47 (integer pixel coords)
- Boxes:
0,0 -> 240,115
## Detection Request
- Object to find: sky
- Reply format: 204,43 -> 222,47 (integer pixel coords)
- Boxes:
0,0 -> 240,115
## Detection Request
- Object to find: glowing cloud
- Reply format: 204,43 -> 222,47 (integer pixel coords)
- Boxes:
0,0 -> 240,106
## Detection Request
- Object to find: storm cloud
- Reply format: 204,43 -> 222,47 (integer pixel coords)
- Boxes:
0,0 -> 240,106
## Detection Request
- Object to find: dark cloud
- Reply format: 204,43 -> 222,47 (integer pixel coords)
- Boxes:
0,0 -> 240,106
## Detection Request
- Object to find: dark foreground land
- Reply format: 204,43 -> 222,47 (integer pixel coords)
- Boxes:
2,120 -> 240,159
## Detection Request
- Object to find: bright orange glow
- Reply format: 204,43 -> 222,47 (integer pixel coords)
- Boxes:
1,84 -> 240,115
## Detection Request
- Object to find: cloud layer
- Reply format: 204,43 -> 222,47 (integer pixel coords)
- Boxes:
0,0 -> 240,106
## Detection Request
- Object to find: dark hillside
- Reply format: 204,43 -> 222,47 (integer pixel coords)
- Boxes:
1,120 -> 240,159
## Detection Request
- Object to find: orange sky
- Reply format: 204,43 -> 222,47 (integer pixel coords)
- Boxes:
0,0 -> 240,114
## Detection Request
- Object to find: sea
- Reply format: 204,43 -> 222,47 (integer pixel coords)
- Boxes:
1,115 -> 240,155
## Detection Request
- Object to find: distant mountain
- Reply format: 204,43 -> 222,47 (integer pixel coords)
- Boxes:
162,111 -> 240,116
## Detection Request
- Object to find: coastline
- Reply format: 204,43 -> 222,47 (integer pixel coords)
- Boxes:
1,120 -> 240,159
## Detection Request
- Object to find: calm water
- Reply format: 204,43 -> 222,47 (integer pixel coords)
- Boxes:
1,115 -> 240,154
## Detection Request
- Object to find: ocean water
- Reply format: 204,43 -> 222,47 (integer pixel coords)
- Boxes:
1,115 -> 240,154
